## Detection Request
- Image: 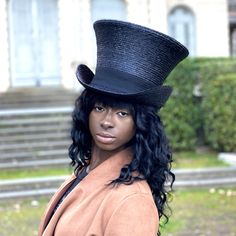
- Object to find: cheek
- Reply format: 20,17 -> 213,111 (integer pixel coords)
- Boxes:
130,125 -> 136,139
88,113 -> 95,134
124,120 -> 136,141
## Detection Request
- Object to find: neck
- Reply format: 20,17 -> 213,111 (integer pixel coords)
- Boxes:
89,144 -> 131,171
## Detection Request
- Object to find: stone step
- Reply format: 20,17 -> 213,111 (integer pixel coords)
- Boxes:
0,87 -> 78,110
0,132 -> 70,144
0,116 -> 71,126
0,106 -> 73,116
0,176 -> 68,193
174,166 -> 236,180
0,86 -> 76,95
0,102 -> 74,110
0,106 -> 74,171
0,94 -> 76,102
0,107 -> 73,169
0,124 -> 70,135
0,140 -> 70,151
218,153 -> 236,166
1,167 -> 236,199
0,188 -> 58,200
0,88 -> 77,96
0,158 -> 70,169
0,149 -> 68,162
173,177 -> 236,189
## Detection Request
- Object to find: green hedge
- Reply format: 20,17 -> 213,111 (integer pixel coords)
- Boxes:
201,74 -> 236,152
160,59 -> 200,150
160,58 -> 236,151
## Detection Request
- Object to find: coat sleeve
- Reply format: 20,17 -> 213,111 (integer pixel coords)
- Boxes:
104,193 -> 159,236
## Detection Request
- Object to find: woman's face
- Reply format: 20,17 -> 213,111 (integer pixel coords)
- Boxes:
89,103 -> 135,152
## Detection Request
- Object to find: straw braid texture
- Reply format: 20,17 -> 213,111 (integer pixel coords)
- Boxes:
94,20 -> 189,86
76,19 -> 189,108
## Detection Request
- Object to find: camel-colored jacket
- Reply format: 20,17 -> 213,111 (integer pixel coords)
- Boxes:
38,148 -> 159,236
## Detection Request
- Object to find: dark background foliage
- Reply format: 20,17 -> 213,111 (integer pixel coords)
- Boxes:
160,58 -> 236,152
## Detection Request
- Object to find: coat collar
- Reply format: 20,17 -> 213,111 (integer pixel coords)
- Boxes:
39,147 -> 133,235
85,147 -> 133,179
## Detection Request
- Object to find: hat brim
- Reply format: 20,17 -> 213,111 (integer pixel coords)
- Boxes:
76,64 -> 172,108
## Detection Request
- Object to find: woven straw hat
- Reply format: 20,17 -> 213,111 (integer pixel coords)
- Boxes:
76,19 -> 189,108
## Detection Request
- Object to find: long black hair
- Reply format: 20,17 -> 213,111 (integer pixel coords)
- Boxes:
69,89 -> 175,235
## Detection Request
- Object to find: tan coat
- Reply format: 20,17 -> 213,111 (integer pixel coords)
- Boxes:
38,148 -> 159,236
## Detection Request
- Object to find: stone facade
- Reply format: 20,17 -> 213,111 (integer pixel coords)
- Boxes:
0,0 -> 10,92
0,0 -> 230,92
166,0 -> 229,57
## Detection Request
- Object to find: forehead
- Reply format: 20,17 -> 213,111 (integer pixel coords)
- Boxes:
95,101 -> 132,110
92,94 -> 134,111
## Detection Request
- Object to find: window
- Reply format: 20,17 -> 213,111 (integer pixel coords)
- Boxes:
168,6 -> 196,56
8,0 -> 60,86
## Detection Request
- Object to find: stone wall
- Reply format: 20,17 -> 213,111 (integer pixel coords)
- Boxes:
0,0 -> 230,92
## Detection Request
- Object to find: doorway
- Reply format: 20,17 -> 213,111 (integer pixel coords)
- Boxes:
8,0 -> 61,86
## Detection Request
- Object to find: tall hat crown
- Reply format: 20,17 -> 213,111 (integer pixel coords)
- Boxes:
76,19 -> 189,108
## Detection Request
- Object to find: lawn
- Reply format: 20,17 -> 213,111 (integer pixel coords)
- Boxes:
172,151 -> 229,169
0,188 -> 235,236
0,197 -> 48,236
0,151 -> 229,180
160,188 -> 236,236
0,166 -> 72,179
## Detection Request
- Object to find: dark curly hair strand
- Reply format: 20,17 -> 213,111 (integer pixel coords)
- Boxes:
68,89 -> 175,235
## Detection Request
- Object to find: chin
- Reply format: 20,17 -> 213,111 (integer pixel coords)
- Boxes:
98,145 -> 117,151
95,143 -> 125,152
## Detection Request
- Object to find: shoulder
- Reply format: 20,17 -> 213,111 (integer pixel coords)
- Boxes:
109,181 -> 158,219
103,180 -> 159,235
109,179 -> 154,201
110,179 -> 158,212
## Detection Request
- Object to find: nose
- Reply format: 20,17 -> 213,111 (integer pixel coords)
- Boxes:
100,110 -> 114,129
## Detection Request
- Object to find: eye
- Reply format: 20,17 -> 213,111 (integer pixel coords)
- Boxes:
94,105 -> 104,112
117,111 -> 129,117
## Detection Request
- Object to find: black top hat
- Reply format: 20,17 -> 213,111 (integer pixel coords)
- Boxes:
76,19 -> 189,108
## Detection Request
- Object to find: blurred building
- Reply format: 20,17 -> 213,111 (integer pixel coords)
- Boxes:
0,0 -> 231,92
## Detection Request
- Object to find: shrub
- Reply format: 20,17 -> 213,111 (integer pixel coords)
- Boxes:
201,74 -> 236,152
160,59 -> 200,150
160,58 -> 236,151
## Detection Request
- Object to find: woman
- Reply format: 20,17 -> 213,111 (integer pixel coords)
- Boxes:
38,20 -> 188,236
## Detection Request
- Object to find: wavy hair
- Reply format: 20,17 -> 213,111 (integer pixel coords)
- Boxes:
69,89 -> 175,235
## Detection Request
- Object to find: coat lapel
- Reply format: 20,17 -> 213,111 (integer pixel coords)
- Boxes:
38,147 -> 133,236
38,174 -> 76,236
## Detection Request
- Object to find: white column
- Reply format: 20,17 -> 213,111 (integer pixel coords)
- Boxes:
58,0 -> 93,91
58,0 -> 75,89
149,0 -> 168,33
79,0 -> 94,70
58,0 -> 78,90
0,0 -> 10,92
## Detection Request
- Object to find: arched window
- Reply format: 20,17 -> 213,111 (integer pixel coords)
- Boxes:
168,6 -> 196,56
91,0 -> 127,22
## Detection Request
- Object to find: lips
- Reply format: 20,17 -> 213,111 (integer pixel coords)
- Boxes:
96,133 -> 115,144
